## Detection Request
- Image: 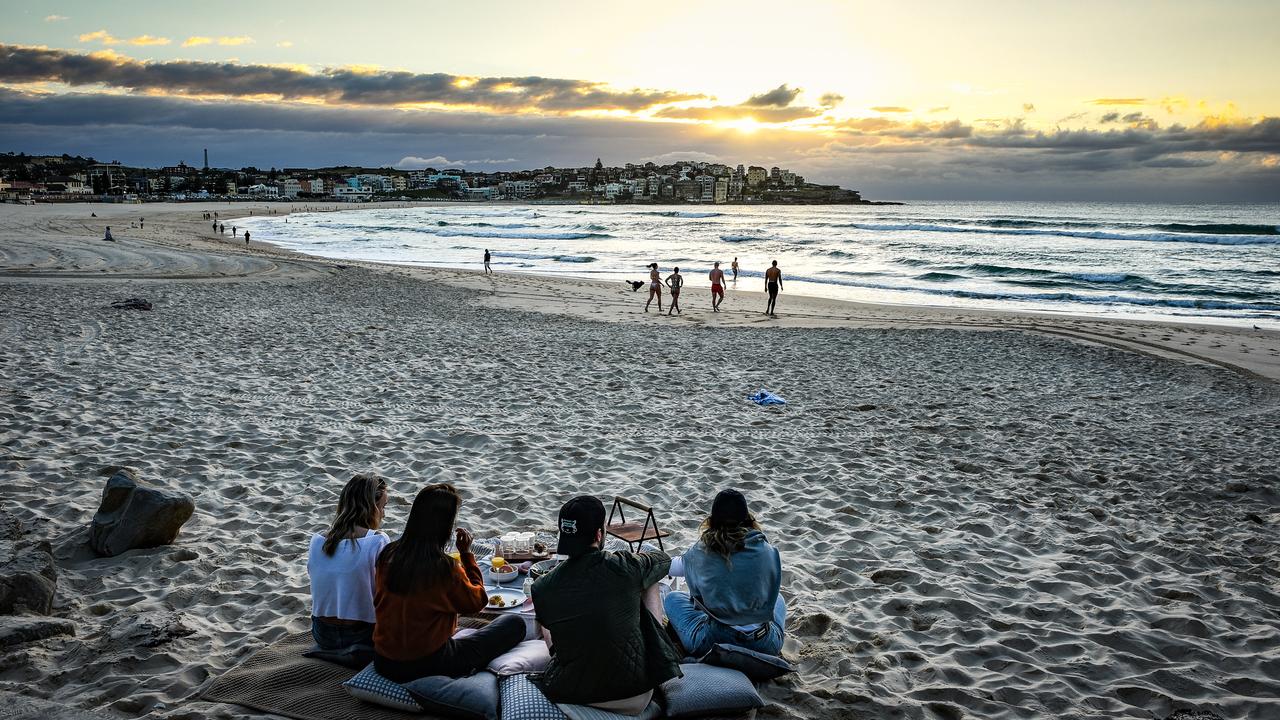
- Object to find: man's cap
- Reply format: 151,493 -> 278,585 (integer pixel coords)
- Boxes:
711,489 -> 750,525
556,495 -> 605,556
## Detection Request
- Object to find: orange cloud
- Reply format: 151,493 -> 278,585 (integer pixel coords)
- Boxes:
1088,98 -> 1145,106
79,29 -> 171,46
183,36 -> 213,47
871,106 -> 910,113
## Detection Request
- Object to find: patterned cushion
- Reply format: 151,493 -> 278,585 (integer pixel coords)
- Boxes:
342,663 -> 500,719
700,643 -> 794,682
499,674 -> 567,720
488,640 -> 552,676
342,663 -> 419,712
659,663 -> 763,718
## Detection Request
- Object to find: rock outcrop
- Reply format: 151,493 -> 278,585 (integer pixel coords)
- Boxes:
0,511 -> 57,615
89,468 -> 195,558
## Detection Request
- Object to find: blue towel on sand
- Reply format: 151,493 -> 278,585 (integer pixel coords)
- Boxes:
749,389 -> 786,406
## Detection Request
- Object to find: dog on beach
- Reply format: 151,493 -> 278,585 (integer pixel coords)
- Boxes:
627,281 -> 645,291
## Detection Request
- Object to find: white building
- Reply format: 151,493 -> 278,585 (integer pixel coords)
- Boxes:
334,186 -> 373,202
695,175 -> 716,203
466,187 -> 499,200
278,178 -> 302,197
499,180 -> 537,199
714,178 -> 729,204
247,183 -> 279,197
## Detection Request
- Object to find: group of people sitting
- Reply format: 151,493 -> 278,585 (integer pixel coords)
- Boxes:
307,475 -> 785,712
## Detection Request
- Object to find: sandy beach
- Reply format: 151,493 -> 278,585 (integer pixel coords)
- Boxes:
2,202 -> 1278,720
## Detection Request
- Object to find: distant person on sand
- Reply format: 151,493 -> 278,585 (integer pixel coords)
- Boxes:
663,489 -> 785,657
709,261 -> 726,312
140,217 -> 144,229
483,249 -> 492,274
731,257 -> 739,282
373,484 -> 524,682
665,266 -> 684,316
532,496 -> 681,712
103,226 -> 114,242
644,263 -> 663,313
244,231 -> 250,247
232,225 -> 237,237
212,221 -> 217,232
307,474 -> 390,657
764,260 -> 783,316
219,223 -> 225,235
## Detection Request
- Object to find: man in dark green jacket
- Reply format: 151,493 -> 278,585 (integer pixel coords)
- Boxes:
532,496 -> 682,711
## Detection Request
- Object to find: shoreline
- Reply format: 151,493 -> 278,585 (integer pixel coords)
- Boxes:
4,200 -> 1279,384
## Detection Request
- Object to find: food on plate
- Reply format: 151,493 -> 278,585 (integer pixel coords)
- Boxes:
488,595 -> 507,607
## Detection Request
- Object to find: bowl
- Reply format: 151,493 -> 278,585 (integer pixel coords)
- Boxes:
485,564 -> 521,585
529,558 -> 561,580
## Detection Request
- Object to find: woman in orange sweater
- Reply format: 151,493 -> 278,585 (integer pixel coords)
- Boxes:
373,484 -> 524,682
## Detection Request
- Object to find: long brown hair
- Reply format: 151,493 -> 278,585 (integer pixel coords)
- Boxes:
699,513 -> 761,561
323,473 -> 388,556
380,484 -> 460,595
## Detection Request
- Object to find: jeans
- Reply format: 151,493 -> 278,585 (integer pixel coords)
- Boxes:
311,617 -> 374,651
663,592 -> 786,657
374,614 -> 525,683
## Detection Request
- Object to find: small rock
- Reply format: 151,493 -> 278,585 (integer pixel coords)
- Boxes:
855,404 -> 877,411
1087,507 -> 1107,520
0,511 -> 57,615
1223,481 -> 1250,494
0,616 -> 75,649
89,468 -> 195,558
109,298 -> 152,311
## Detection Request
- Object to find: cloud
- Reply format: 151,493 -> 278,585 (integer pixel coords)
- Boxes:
277,40 -> 294,48
639,151 -> 725,164
1089,98 -> 1145,106
928,106 -> 950,113
818,93 -> 844,108
45,15 -> 69,22
183,35 -> 254,47
183,36 -> 213,47
1023,103 -> 1036,113
218,36 -> 254,46
395,155 -> 516,169
654,105 -> 821,123
0,43 -> 704,114
1100,112 -> 1121,123
871,106 -> 910,113
742,84 -> 801,108
78,30 -> 171,46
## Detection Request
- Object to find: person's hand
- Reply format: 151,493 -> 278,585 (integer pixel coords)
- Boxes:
455,527 -> 474,554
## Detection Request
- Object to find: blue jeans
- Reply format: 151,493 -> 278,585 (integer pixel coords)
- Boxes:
311,617 -> 375,651
663,592 -> 786,657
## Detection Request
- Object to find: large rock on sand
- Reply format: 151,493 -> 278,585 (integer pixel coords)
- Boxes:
0,511 -> 57,615
89,468 -> 195,558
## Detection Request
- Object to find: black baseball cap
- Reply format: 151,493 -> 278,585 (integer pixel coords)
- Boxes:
711,489 -> 750,525
556,495 -> 605,556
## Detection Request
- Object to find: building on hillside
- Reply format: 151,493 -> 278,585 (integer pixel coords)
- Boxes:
278,178 -> 302,197
247,183 -> 279,197
334,186 -> 373,201
746,166 -> 767,187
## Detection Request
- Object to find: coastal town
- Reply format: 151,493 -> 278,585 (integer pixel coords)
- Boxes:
0,152 -> 879,205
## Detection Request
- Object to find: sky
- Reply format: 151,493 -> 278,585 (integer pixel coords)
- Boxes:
2,0 -> 1279,200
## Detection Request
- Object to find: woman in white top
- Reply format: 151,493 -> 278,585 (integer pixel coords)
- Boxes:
308,473 -> 390,651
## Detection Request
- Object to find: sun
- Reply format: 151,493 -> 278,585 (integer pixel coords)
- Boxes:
722,117 -> 762,134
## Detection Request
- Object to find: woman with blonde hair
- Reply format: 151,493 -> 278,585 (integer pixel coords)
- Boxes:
307,473 -> 390,653
663,489 -> 785,656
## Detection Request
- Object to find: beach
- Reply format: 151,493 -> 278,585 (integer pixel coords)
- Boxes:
2,202 -> 1279,719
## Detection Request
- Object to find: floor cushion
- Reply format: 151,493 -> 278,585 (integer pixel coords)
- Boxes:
498,674 -> 567,720
699,643 -> 794,682
488,640 -> 552,676
342,662 -> 500,719
659,663 -> 763,718
556,700 -> 662,720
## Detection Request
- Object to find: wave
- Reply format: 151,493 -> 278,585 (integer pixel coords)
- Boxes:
915,272 -> 966,282
721,234 -> 769,243
429,228 -> 612,240
497,252 -> 597,263
837,222 -> 1280,245
831,217 -> 1280,236
636,210 -> 723,218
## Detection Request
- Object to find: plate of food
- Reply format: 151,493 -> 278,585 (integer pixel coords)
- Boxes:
484,586 -> 527,612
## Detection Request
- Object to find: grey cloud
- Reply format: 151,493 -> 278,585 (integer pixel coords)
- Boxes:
1100,112 -> 1121,123
818,93 -> 844,108
0,43 -> 703,113
742,84 -> 801,108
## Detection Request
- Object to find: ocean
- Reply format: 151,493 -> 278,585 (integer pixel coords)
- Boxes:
241,201 -> 1280,327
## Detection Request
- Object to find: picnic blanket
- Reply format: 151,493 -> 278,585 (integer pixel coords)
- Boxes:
200,616 -> 493,720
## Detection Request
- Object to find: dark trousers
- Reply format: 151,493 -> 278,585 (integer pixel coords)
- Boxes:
374,614 -> 525,682
311,617 -> 374,651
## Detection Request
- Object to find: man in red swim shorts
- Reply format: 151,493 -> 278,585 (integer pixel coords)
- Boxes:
709,261 -> 726,312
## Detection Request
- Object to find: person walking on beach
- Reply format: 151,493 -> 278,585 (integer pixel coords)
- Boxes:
765,260 -> 783,316
244,230 -> 251,247
665,266 -> 684,316
483,249 -> 492,275
219,223 -> 225,235
140,217 -> 144,229
644,263 -> 663,313
709,261 -> 726,312
731,257 -> 739,282
232,225 -> 237,238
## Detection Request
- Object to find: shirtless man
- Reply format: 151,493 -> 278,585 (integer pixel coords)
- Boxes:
731,257 -> 739,282
644,263 -> 663,313
709,262 -> 726,312
764,260 -> 783,316
665,267 -> 684,316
